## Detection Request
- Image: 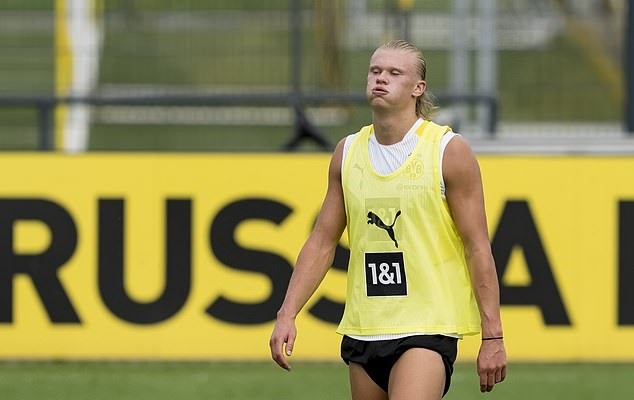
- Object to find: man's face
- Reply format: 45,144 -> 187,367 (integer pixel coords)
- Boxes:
366,48 -> 425,112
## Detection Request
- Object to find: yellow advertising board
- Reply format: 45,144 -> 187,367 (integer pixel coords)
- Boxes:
0,153 -> 633,362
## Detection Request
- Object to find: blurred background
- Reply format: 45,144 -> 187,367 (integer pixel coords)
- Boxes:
2,1 -> 634,399
0,0 -> 632,152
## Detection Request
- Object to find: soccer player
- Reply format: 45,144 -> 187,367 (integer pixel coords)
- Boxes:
270,39 -> 506,399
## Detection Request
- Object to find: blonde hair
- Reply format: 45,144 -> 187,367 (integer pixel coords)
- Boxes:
377,40 -> 438,119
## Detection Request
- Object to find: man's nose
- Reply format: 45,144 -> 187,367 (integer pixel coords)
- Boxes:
376,72 -> 388,83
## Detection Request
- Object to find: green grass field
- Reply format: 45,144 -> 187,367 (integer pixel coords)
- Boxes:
0,361 -> 632,400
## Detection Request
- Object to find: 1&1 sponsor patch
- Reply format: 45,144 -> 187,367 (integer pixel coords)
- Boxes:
365,252 -> 407,296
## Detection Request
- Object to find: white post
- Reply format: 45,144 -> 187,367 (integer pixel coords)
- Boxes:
346,0 -> 366,47
476,0 -> 497,135
55,0 -> 102,153
450,0 -> 471,131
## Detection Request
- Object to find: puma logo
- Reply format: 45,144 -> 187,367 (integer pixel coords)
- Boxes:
367,210 -> 401,248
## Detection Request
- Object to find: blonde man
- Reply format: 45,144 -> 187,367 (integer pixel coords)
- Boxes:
270,40 -> 506,399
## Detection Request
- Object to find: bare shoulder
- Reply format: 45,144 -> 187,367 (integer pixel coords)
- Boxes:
332,137 -> 346,163
329,137 -> 347,178
444,134 -> 476,165
443,134 -> 481,185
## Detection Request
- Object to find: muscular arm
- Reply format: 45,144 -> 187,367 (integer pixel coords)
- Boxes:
269,138 -> 347,371
443,135 -> 507,392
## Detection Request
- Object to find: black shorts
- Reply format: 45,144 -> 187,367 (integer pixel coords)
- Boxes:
340,334 -> 458,397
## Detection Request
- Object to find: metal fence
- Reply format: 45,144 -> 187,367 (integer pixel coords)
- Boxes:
0,0 -> 629,151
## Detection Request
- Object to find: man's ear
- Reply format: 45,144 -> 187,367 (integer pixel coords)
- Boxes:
413,80 -> 426,97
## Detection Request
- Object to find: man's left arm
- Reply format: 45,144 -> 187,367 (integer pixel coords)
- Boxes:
443,135 -> 507,393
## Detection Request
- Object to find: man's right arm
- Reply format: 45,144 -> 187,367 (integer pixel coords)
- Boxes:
269,138 -> 347,370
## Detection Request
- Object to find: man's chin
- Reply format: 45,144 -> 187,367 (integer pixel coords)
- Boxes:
369,95 -> 388,103
369,97 -> 391,110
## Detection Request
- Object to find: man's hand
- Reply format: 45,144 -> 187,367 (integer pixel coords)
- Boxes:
269,316 -> 297,371
477,339 -> 507,393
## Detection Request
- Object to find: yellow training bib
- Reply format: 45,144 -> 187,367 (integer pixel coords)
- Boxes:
337,121 -> 481,336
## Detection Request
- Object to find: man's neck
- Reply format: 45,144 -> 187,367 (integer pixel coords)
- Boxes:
372,111 -> 419,145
